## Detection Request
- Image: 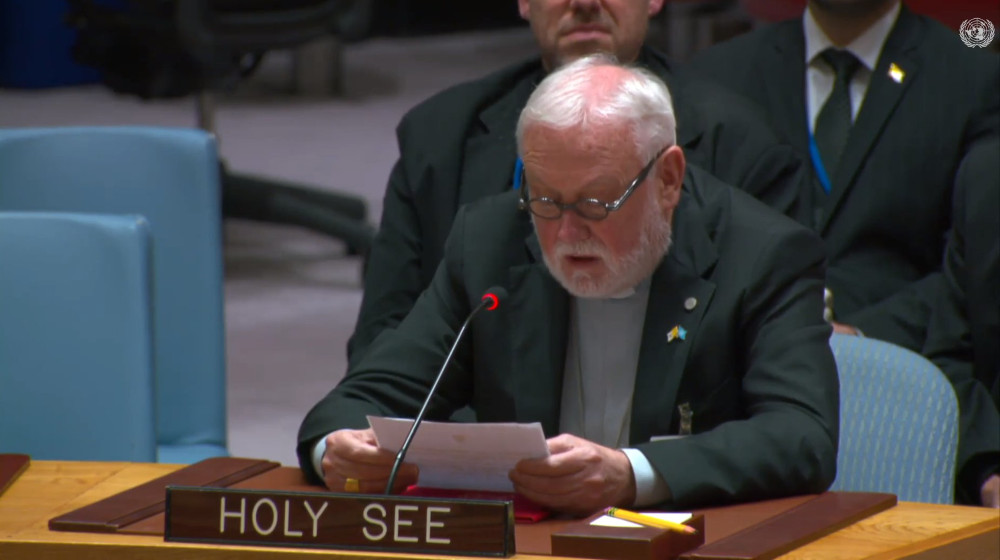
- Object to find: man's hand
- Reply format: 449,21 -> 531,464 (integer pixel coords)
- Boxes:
321,428 -> 418,494
509,433 -> 636,516
981,474 -> 1000,508
831,321 -> 860,335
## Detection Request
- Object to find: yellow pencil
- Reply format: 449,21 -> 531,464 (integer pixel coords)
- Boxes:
605,507 -> 698,534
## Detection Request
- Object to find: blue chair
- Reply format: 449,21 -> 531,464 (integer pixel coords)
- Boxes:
0,212 -> 157,461
0,126 -> 228,463
829,334 -> 959,503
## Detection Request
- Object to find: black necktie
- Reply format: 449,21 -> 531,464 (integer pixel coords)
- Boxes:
814,48 -> 861,185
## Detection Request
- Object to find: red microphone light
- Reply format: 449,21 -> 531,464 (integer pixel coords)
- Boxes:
482,293 -> 500,311
481,286 -> 507,311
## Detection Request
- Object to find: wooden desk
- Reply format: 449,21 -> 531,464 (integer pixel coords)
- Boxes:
0,461 -> 997,560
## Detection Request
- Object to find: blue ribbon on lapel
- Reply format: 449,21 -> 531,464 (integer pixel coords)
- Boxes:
513,157 -> 523,190
808,132 -> 832,194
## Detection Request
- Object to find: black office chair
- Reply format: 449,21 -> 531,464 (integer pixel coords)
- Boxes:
67,0 -> 377,256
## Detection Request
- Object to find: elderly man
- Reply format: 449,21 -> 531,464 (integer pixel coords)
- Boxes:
298,56 -> 838,513
347,0 -> 810,369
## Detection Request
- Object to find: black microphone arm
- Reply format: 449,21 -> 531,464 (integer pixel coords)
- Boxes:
384,286 -> 508,494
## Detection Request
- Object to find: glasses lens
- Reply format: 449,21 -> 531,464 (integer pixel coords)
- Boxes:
529,200 -> 562,219
576,200 -> 609,220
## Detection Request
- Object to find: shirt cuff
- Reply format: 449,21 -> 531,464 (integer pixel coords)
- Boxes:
312,432 -> 336,479
622,448 -> 672,507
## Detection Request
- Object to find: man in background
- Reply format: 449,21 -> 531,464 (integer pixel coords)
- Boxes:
685,0 -> 999,505
922,139 -> 1000,507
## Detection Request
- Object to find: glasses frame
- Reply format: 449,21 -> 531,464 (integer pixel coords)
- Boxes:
517,146 -> 668,221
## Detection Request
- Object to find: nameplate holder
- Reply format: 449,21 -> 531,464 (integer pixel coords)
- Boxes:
551,513 -> 705,560
165,485 -> 515,557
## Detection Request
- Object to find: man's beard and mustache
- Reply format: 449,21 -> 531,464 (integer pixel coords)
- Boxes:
539,201 -> 673,299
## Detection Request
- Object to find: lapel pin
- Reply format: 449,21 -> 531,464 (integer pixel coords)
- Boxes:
888,62 -> 905,84
684,297 -> 698,311
667,325 -> 687,343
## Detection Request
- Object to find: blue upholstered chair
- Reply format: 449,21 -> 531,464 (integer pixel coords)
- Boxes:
0,126 -> 228,463
0,212 -> 157,462
829,333 -> 959,503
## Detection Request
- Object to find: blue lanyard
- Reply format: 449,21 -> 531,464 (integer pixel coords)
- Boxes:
808,132 -> 832,194
512,157 -> 523,190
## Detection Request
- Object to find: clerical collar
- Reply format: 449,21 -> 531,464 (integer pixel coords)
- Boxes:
596,278 -> 651,300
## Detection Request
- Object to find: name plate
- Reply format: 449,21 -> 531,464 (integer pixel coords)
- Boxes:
164,486 -> 515,557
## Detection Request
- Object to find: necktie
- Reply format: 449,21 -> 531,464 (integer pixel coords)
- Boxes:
814,48 -> 861,185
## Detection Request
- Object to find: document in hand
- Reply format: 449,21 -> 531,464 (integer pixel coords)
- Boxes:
367,416 -> 550,492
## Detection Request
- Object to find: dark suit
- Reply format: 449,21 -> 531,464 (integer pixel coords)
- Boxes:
684,5 -> 1000,352
348,46 -> 811,367
300,169 -> 839,508
922,139 -> 1000,503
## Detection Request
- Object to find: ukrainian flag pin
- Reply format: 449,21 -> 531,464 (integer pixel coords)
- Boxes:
667,325 -> 688,343
888,62 -> 905,84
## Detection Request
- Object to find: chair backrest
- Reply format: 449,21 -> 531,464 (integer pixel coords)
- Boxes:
829,334 -> 959,503
0,126 -> 227,463
178,0 -> 349,52
174,0 -> 363,91
67,0 -> 372,97
0,211 -> 157,462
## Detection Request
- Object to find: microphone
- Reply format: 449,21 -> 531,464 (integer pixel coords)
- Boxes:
384,286 -> 508,494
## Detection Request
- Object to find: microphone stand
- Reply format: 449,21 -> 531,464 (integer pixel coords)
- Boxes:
384,292 -> 501,494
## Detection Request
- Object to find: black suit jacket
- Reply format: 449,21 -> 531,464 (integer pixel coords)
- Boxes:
300,169 -> 839,508
684,6 -> 1000,352
348,46 -> 811,367
923,139 -> 1000,503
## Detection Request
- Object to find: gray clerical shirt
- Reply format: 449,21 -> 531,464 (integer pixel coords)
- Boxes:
559,280 -> 671,506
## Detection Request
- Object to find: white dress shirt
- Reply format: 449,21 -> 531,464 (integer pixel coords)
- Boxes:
804,2 -> 901,132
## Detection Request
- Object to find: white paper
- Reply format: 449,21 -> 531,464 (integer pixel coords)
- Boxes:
368,416 -> 549,492
591,512 -> 693,528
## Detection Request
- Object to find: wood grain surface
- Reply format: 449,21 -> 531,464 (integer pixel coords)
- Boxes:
0,461 -> 996,560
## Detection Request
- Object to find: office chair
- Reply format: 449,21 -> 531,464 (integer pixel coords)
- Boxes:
67,0 -> 377,256
0,126 -> 227,464
0,212 -> 157,462
829,334 -> 959,504
656,0 -> 743,62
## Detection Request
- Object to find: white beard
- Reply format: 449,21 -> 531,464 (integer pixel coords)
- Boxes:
540,202 -> 673,299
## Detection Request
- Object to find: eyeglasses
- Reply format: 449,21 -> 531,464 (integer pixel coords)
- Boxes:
518,147 -> 668,221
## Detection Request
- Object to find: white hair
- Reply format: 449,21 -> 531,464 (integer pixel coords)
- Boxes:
516,54 -> 677,162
